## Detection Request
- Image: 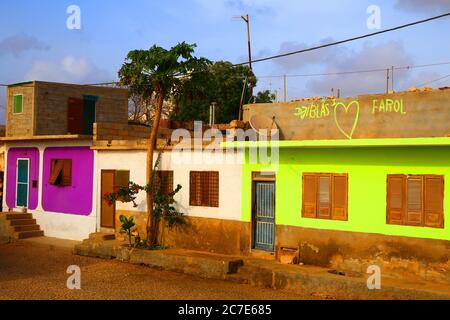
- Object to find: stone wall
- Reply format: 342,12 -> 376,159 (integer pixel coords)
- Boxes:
0,214 -> 13,243
34,82 -> 129,136
5,81 -> 129,137
6,83 -> 35,137
94,122 -> 150,141
276,224 -> 450,283
244,89 -> 450,140
114,212 -> 251,256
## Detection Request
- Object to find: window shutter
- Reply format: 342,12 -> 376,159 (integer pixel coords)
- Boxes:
115,170 -> 130,189
302,174 -> 317,218
406,176 -> 423,226
387,175 -> 405,225
61,160 -> 72,186
189,172 -> 201,206
207,171 -> 219,207
67,98 -> 84,134
424,175 -> 444,228
13,95 -> 23,113
317,175 -> 331,219
49,160 -> 64,185
332,174 -> 348,221
153,171 -> 174,197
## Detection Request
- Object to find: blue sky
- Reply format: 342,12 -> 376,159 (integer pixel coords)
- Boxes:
1,0 -> 450,123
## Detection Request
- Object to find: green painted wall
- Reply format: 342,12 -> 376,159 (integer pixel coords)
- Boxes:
242,146 -> 450,241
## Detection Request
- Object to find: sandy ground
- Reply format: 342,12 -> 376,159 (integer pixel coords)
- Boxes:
0,241 -> 321,300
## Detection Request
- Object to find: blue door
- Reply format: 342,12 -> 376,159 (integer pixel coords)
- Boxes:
16,159 -> 29,207
253,181 -> 276,251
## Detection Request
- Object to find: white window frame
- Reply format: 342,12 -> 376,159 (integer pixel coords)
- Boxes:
15,158 -> 30,208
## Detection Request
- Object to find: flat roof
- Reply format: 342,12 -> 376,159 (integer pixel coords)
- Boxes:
0,135 -> 93,142
221,137 -> 450,149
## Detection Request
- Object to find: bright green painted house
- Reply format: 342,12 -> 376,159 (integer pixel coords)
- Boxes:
228,90 -> 450,276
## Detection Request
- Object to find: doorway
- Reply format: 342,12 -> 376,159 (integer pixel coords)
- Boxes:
252,172 -> 276,252
16,159 -> 30,208
101,170 -> 116,229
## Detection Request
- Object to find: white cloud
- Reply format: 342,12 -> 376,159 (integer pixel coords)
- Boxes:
25,56 -> 111,84
0,33 -> 49,57
304,41 -> 414,96
395,0 -> 450,12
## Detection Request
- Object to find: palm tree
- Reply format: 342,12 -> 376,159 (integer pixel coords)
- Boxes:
119,42 -> 209,245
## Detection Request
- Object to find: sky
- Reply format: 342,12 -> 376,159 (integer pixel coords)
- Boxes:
0,0 -> 450,123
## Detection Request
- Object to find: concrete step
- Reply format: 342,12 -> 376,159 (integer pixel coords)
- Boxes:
15,230 -> 44,239
14,224 -> 41,232
6,213 -> 32,220
10,219 -> 36,226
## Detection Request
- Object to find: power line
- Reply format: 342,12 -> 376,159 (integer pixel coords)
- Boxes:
234,12 -> 450,66
2,12 -> 450,88
415,73 -> 450,88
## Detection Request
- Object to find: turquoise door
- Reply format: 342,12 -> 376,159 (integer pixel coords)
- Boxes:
16,159 -> 29,207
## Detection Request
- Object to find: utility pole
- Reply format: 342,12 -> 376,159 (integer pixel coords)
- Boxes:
386,68 -> 390,94
391,65 -> 395,93
241,14 -> 253,102
283,75 -> 287,102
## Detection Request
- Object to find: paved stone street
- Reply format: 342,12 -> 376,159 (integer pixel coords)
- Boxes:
0,241 -> 320,300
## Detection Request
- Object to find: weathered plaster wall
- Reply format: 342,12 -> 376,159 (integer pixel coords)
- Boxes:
96,149 -> 244,224
6,84 -> 35,137
244,90 -> 450,140
34,82 -> 129,136
6,147 -> 39,210
42,146 -> 94,215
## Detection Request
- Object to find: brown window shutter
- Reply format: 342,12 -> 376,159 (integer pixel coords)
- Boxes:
302,174 -> 317,218
317,174 -> 331,219
424,175 -> 444,228
67,98 -> 84,134
332,174 -> 348,221
387,175 -> 406,225
207,171 -> 219,207
49,160 -> 64,185
189,171 -> 219,207
189,172 -> 201,206
115,170 -> 130,190
61,160 -> 72,186
406,176 -> 423,226
154,171 -> 174,196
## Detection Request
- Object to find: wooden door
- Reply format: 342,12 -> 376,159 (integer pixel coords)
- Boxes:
67,98 -> 84,134
101,170 -> 115,228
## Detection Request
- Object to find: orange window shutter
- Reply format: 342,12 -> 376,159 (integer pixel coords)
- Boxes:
302,174 -> 318,218
424,175 -> 444,228
61,160 -> 72,186
332,174 -> 348,221
317,174 -> 331,219
387,175 -> 406,225
406,176 -> 423,226
49,160 -> 64,185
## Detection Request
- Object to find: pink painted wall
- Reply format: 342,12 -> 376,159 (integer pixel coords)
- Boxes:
42,147 -> 94,215
6,148 -> 40,209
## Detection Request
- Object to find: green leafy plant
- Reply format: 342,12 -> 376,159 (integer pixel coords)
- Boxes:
119,215 -> 136,247
105,155 -> 186,250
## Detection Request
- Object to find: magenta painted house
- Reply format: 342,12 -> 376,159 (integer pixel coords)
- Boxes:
42,147 -> 94,215
6,148 -> 40,210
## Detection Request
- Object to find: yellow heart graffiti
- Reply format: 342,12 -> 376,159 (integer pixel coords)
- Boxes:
333,100 -> 360,140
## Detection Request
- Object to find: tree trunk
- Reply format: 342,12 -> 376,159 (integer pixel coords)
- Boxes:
146,89 -> 165,245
